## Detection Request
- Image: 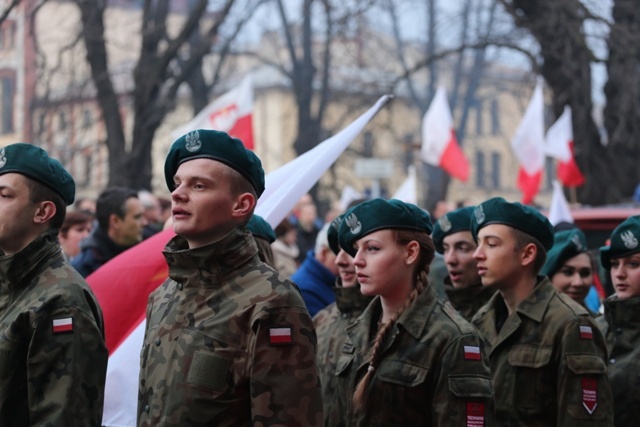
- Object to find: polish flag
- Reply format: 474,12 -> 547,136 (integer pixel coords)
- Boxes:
391,165 -> 417,204
171,75 -> 254,149
421,87 -> 469,182
96,95 -> 392,427
545,106 -> 585,187
512,79 -> 545,204
548,180 -> 574,227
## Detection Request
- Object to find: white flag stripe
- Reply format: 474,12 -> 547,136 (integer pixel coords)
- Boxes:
464,345 -> 480,354
545,105 -> 573,162
548,180 -> 574,226
53,318 -> 72,327
269,328 -> 292,336
421,86 -> 453,165
392,166 -> 417,204
511,79 -> 545,174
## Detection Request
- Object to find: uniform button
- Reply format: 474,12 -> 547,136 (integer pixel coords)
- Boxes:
615,327 -> 622,335
177,283 -> 183,290
610,358 -> 616,364
154,338 -> 161,346
144,404 -> 150,413
342,313 -> 348,319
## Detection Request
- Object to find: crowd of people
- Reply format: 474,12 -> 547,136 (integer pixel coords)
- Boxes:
0,131 -> 638,426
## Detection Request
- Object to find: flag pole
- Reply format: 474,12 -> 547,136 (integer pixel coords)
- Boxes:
569,186 -> 578,204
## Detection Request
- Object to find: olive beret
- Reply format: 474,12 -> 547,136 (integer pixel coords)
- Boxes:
246,214 -> 275,243
470,197 -> 554,251
541,228 -> 588,277
0,143 -> 75,205
432,206 -> 476,254
164,129 -> 265,197
600,215 -> 640,269
338,198 -> 433,257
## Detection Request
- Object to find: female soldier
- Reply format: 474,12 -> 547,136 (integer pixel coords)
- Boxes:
541,228 -> 598,315
328,198 -> 493,426
600,215 -> 640,427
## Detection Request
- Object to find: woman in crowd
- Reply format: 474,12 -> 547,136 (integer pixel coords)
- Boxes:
327,198 -> 493,426
541,228 -> 599,315
600,215 -> 640,427
58,209 -> 93,260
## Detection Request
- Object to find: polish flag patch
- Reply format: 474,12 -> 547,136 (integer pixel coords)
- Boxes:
582,377 -> 598,414
464,345 -> 481,360
466,402 -> 485,426
579,326 -> 593,340
52,317 -> 73,333
269,327 -> 292,345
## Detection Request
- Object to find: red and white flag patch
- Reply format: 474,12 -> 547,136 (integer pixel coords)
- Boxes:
466,402 -> 485,427
464,345 -> 481,360
579,325 -> 593,339
582,377 -> 598,415
52,317 -> 73,333
269,327 -> 292,345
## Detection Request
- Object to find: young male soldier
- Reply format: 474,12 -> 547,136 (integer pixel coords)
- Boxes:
0,143 -> 107,425
431,206 -> 496,321
138,130 -> 323,426
471,197 -> 613,426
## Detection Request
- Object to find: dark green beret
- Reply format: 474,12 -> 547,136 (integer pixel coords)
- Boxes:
164,129 -> 265,197
247,214 -> 275,243
0,143 -> 75,205
600,215 -> 640,269
432,206 -> 476,254
541,228 -> 588,277
470,197 -> 554,251
327,214 -> 344,255
338,198 -> 433,257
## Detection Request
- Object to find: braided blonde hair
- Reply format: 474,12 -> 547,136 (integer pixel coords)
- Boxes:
352,229 -> 435,414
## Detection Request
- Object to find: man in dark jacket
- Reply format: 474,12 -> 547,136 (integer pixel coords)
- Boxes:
72,186 -> 146,277
0,143 -> 107,426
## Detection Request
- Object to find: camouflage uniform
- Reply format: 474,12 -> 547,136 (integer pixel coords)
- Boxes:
444,277 -> 497,322
472,277 -> 614,426
328,286 -> 495,426
312,283 -> 373,425
0,231 -> 108,426
138,227 -> 323,426
601,295 -> 640,427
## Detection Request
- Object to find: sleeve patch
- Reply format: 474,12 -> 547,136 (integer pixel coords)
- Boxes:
464,345 -> 481,360
269,327 -> 292,345
582,377 -> 598,415
579,325 -> 593,339
466,402 -> 485,426
52,317 -> 73,333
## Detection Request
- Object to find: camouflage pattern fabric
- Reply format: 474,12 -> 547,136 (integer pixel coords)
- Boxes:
0,231 -> 107,426
602,295 -> 640,427
327,286 -> 495,426
472,277 -> 614,426
443,278 -> 497,322
312,283 -> 373,425
138,228 -> 323,426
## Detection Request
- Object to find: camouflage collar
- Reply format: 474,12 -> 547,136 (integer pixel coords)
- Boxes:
334,284 -> 373,314
604,294 -> 640,327
163,227 -> 259,288
513,277 -> 555,323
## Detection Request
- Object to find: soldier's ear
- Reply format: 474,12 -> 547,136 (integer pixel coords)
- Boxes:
232,192 -> 256,219
33,201 -> 56,225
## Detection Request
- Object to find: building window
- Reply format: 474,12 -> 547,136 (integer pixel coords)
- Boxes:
58,111 -> 67,131
82,109 -> 92,128
475,100 -> 483,136
545,156 -> 554,190
490,99 -> 500,135
362,131 -> 373,157
491,151 -> 501,189
476,150 -> 485,188
1,77 -> 13,134
0,21 -> 16,51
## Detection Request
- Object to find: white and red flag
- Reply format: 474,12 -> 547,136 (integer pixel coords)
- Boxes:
97,95 -> 392,426
545,105 -> 585,187
421,87 -> 469,182
511,79 -> 545,204
171,74 -> 254,148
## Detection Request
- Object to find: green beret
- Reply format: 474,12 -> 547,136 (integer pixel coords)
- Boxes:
541,228 -> 588,277
327,214 -> 344,255
0,143 -> 75,205
247,214 -> 275,243
164,129 -> 265,197
432,206 -> 476,254
600,215 -> 640,269
470,197 -> 554,251
338,198 -> 433,257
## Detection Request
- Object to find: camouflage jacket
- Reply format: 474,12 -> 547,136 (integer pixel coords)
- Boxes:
138,228 -> 323,426
0,231 -> 108,426
472,277 -> 614,426
602,295 -> 640,427
312,283 -> 373,425
328,286 -> 495,426
444,278 -> 497,322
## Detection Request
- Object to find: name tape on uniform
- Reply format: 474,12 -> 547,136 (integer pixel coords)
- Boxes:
466,402 -> 485,427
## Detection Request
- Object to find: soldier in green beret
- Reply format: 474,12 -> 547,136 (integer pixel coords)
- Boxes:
312,213 -> 374,424
432,206 -> 497,321
0,143 -> 108,426
137,130 -> 322,426
599,215 -> 640,427
246,213 -> 276,267
327,198 -> 494,426
541,228 -> 599,315
470,197 -> 613,426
